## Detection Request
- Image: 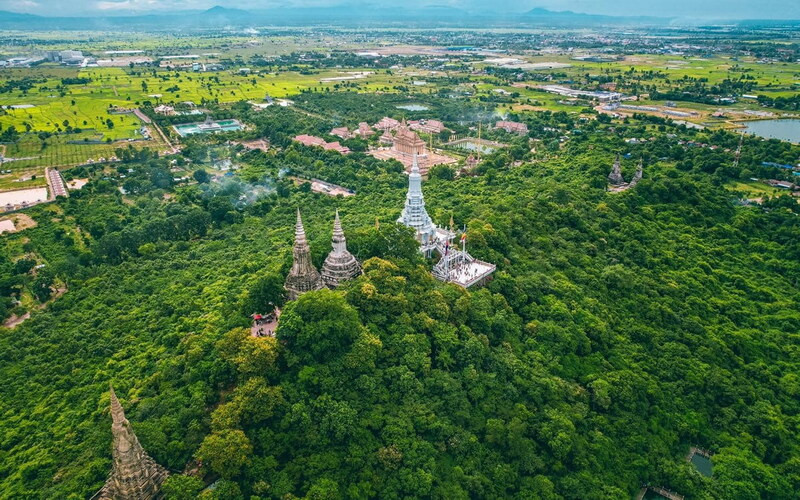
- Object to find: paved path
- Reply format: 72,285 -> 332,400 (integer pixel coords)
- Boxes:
133,108 -> 152,124
2,286 -> 67,329
3,312 -> 30,329
144,116 -> 178,154
637,486 -> 684,500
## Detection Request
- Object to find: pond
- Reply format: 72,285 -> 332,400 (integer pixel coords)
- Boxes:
690,452 -> 713,477
396,104 -> 429,111
173,119 -> 243,137
457,141 -> 497,154
446,137 -> 508,154
740,119 -> 800,143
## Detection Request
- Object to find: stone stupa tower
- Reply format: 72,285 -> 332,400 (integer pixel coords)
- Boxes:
98,385 -> 168,500
321,210 -> 362,288
629,158 -> 643,187
608,154 -> 625,186
284,209 -> 325,301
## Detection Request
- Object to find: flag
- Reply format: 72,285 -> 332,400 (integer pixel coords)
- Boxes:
460,233 -> 467,243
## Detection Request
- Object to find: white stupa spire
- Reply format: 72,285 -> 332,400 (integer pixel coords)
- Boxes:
398,154 -> 436,244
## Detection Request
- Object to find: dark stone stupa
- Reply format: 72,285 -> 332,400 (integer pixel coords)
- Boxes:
98,386 -> 168,500
284,209 -> 325,301
608,154 -> 625,186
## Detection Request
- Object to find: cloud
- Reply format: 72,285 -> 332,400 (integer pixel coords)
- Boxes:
95,0 -> 176,11
0,0 -> 40,11
2,0 -> 799,19
96,0 -> 131,9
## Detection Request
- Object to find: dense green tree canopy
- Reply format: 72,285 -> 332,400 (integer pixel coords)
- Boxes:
0,101 -> 798,500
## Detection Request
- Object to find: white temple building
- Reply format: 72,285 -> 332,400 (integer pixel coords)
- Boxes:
398,154 -> 495,288
397,154 -> 446,253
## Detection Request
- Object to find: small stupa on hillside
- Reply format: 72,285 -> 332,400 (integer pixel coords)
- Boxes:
608,154 -> 625,186
630,159 -> 643,187
608,155 -> 644,192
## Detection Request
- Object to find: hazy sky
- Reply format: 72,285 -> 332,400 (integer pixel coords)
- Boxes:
1,0 -> 798,19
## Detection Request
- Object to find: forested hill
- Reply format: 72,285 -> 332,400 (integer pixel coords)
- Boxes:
0,131 -> 799,499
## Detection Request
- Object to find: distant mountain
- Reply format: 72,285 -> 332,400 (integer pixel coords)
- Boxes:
522,7 -> 669,25
187,6 -> 256,27
201,6 -> 254,21
418,5 -> 471,16
204,6 -> 250,16
0,6 -> 794,30
525,7 -> 589,16
0,10 -> 42,22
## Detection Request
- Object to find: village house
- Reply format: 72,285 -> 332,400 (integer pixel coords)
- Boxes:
409,119 -> 448,134
294,134 -> 350,154
330,127 -> 352,139
374,117 -> 400,131
153,105 -> 176,116
354,122 -> 374,137
495,120 -> 529,135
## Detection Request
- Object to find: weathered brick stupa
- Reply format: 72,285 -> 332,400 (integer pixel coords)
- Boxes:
630,158 -> 643,186
284,209 -> 325,301
321,210 -> 362,288
608,154 -> 625,186
97,386 -> 168,500
608,156 -> 644,192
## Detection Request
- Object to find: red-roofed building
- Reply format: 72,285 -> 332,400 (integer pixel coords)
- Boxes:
495,120 -> 528,135
330,127 -> 352,139
409,119 -> 448,134
393,120 -> 426,157
323,141 -> 351,154
293,135 -> 350,154
355,122 -> 374,137
294,134 -> 326,147
374,117 -> 400,131
379,129 -> 394,145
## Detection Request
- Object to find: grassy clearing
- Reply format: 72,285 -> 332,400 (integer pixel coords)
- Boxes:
500,53 -> 800,117
727,180 -> 786,198
1,67 -> 405,126
512,54 -> 800,90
